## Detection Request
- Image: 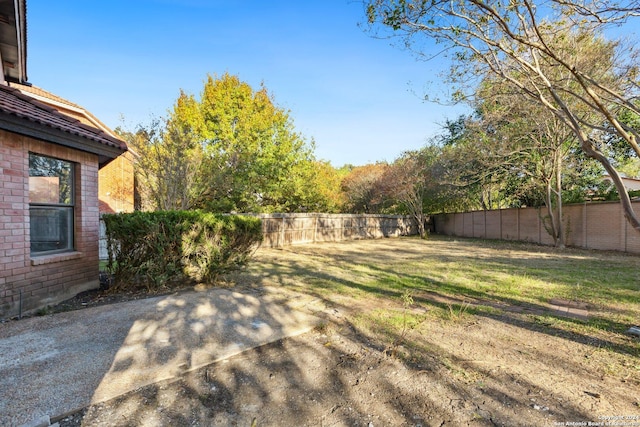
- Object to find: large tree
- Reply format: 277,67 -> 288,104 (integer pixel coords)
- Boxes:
170,73 -> 320,213
366,0 -> 640,230
471,86 -> 598,247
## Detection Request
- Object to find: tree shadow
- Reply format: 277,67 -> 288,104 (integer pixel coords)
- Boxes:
67,308 -> 603,426
31,237 -> 640,426
246,239 -> 639,358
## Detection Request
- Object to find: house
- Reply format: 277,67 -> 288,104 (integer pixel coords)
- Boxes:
10,83 -> 137,214
601,174 -> 640,192
0,0 -> 128,318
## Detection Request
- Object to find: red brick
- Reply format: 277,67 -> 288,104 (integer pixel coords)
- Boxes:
1,130 -> 107,318
3,235 -> 24,243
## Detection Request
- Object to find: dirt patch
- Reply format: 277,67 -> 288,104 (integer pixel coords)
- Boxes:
56,310 -> 638,427
47,237 -> 639,426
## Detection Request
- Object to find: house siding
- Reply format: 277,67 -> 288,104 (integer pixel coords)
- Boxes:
0,129 -> 100,318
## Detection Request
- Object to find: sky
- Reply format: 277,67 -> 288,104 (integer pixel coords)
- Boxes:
26,1 -> 466,167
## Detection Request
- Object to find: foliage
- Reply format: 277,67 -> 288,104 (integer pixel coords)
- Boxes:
378,148 -> 441,237
365,0 -> 640,231
470,80 -> 604,246
304,161 -> 346,213
115,119 -> 205,211
120,73 -> 340,213
340,163 -> 391,213
169,73 -> 323,213
103,211 -> 262,290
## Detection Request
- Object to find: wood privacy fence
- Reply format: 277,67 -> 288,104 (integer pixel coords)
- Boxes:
433,200 -> 640,254
255,213 -> 418,248
99,214 -> 418,258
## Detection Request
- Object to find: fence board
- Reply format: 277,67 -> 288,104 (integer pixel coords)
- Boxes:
257,213 -> 417,248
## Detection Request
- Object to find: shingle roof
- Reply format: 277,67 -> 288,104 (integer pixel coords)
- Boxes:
0,83 -> 127,151
11,82 -> 118,137
13,84 -> 85,110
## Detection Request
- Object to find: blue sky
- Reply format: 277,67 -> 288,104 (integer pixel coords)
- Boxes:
27,1 -> 465,166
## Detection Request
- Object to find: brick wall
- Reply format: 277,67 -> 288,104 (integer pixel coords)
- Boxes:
98,150 -> 135,214
434,201 -> 640,253
0,130 -> 101,319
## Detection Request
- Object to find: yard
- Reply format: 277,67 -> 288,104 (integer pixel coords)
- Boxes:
61,236 -> 640,426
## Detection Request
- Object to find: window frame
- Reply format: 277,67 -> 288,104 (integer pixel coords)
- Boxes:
28,152 -> 76,255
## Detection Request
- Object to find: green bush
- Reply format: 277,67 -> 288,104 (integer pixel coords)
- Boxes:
102,211 -> 262,291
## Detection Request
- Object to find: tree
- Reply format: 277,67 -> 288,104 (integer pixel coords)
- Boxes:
366,0 -> 640,231
478,93 -> 581,247
428,116 -> 523,212
380,149 -> 440,238
170,73 -> 321,213
304,161 -> 346,213
341,163 -> 390,213
429,96 -> 602,247
117,119 -> 204,211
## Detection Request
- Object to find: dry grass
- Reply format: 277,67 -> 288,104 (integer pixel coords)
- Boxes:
226,235 -> 640,380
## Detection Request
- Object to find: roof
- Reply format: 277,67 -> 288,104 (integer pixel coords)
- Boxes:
11,82 -> 118,137
0,83 -> 127,164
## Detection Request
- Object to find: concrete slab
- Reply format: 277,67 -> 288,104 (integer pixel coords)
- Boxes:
0,287 -> 321,427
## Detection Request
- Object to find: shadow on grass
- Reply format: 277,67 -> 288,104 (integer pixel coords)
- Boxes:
58,237 -> 640,426
239,238 -> 639,358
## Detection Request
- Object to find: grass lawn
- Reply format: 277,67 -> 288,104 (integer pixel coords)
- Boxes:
68,235 -> 640,426
230,235 -> 640,376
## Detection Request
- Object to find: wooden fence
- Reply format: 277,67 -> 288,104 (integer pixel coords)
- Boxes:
255,213 -> 418,248
99,214 -> 418,258
433,200 -> 640,254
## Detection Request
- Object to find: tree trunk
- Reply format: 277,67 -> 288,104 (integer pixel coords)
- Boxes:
555,152 -> 565,248
544,180 -> 559,246
416,215 -> 426,238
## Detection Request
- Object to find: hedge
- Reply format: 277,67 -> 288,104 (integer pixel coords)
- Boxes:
102,211 -> 263,291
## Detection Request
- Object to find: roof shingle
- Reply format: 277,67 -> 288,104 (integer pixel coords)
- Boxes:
0,83 -> 127,151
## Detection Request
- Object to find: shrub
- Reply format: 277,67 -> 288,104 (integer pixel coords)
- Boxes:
102,211 -> 262,291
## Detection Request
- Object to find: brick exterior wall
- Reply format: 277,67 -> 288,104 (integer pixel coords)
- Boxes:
98,150 -> 135,214
0,130 -> 100,318
434,201 -> 640,253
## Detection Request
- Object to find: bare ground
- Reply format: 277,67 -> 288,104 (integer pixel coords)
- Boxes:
54,237 -> 640,427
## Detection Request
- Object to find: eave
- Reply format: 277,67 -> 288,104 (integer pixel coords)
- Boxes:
0,112 -> 124,166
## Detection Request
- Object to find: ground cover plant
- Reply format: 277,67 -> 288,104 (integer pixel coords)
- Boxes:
60,236 -> 640,426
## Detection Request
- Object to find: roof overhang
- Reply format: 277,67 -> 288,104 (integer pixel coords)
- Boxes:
0,112 -> 124,166
0,0 -> 27,84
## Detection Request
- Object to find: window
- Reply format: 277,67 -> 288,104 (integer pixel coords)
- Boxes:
29,153 -> 75,254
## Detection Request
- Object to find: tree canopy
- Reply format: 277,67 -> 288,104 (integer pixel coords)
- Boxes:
366,0 -> 640,230
171,73 -> 321,212
125,73 -> 345,213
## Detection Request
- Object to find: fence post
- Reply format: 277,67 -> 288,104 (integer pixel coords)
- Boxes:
281,216 -> 285,248
484,209 -> 487,238
313,214 -> 318,243
623,205 -> 628,252
583,202 -> 588,249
